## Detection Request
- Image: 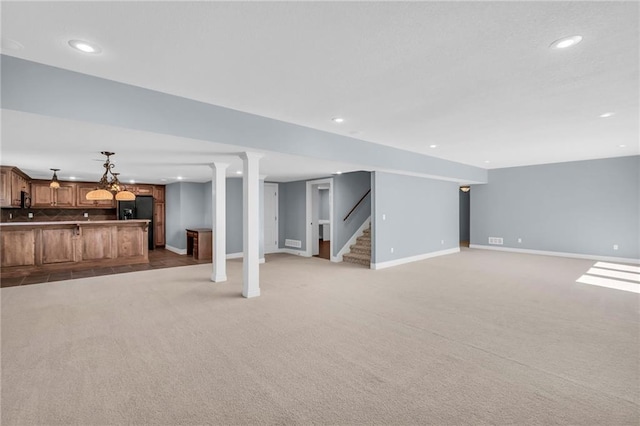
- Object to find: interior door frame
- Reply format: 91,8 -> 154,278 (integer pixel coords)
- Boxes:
305,178 -> 336,261
263,182 -> 279,254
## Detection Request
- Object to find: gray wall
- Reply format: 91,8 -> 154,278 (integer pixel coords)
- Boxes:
167,178 -> 264,257
277,172 -> 372,255
459,190 -> 470,241
225,179 -> 244,254
372,172 -> 459,264
471,156 -> 640,259
165,182 -> 183,249
165,182 -> 208,250
333,171 -> 371,255
278,180 -> 307,252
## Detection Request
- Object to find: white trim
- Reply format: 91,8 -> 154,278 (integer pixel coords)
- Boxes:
275,248 -> 310,257
264,182 -> 279,254
226,252 -> 265,263
305,178 -> 336,261
241,151 -> 263,299
210,161 -> 229,283
336,216 -> 371,262
469,244 -> 640,264
165,245 -> 187,255
371,248 -> 460,270
244,289 -> 261,298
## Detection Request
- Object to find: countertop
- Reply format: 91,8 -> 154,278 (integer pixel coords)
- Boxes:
0,219 -> 150,227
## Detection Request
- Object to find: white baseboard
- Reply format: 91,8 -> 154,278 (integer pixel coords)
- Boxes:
165,247 -> 264,263
371,247 -> 460,270
226,252 -> 265,263
336,216 -> 371,262
165,245 -> 187,255
274,248 -> 310,257
469,244 -> 640,264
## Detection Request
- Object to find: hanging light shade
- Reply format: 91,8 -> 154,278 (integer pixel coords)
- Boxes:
86,188 -> 114,200
115,190 -> 136,201
86,151 -> 136,201
49,168 -> 61,189
460,186 -> 471,193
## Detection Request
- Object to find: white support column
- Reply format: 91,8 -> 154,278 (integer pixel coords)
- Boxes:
241,152 -> 263,298
210,162 -> 229,282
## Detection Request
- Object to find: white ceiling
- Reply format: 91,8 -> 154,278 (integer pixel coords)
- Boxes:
1,1 -> 638,183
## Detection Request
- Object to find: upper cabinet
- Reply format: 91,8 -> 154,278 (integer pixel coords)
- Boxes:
153,186 -> 165,202
0,166 -> 30,208
1,166 -> 165,210
76,184 -> 116,208
31,181 -> 77,208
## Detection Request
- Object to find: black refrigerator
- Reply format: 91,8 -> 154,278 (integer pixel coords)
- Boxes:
118,195 -> 154,250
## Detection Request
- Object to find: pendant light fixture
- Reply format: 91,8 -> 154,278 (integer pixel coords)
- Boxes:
86,152 -> 136,201
49,168 -> 61,189
460,186 -> 471,193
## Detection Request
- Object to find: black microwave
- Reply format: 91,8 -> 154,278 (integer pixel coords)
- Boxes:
20,191 -> 31,209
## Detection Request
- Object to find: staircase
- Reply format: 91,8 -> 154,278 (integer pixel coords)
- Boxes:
343,225 -> 371,267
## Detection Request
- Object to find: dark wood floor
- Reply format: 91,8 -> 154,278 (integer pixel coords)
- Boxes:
0,249 -> 211,288
315,240 -> 331,260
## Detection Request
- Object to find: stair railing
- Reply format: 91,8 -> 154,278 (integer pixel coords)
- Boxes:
343,189 -> 371,221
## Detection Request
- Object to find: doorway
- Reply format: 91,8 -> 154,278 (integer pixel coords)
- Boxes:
264,183 -> 279,254
305,178 -> 334,261
459,187 -> 470,247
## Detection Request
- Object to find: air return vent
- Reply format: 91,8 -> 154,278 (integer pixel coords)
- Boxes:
488,237 -> 504,245
285,239 -> 302,248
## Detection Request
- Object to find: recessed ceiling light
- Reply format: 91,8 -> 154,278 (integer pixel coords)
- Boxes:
160,179 -> 167,182
68,176 -> 76,180
484,160 -> 490,164
177,176 -> 183,180
68,39 -> 102,54
335,171 -> 342,175
599,112 -> 615,118
550,35 -> 582,49
332,117 -> 344,123
619,144 -> 627,148
429,144 -> 438,148
236,171 -> 242,175
129,180 -> 135,184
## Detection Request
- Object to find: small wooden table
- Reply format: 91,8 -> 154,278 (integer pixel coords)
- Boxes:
186,228 -> 212,260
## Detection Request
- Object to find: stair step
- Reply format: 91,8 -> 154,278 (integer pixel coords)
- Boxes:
343,252 -> 370,266
350,245 -> 370,255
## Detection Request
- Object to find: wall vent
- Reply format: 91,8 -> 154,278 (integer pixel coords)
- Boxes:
488,237 -> 504,245
285,239 -> 302,248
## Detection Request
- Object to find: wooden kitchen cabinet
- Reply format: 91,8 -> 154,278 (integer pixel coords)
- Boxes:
31,181 -> 76,208
0,166 -> 30,208
153,185 -> 165,202
76,184 -> 116,208
133,185 -> 154,196
154,201 -> 165,246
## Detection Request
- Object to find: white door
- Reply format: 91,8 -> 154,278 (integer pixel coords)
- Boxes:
264,183 -> 278,253
311,185 -> 320,255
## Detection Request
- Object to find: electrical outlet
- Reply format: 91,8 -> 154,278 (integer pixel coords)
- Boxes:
441,240 -> 444,245
8,213 -> 12,219
613,244 -> 619,250
28,212 -> 33,219
83,212 -> 89,218
390,247 -> 394,253
517,238 -> 522,243
382,214 -> 386,221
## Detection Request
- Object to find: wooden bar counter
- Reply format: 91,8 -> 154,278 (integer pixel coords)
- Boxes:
0,220 -> 150,277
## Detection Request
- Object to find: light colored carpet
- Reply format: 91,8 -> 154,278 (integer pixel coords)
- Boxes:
1,249 -> 638,425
